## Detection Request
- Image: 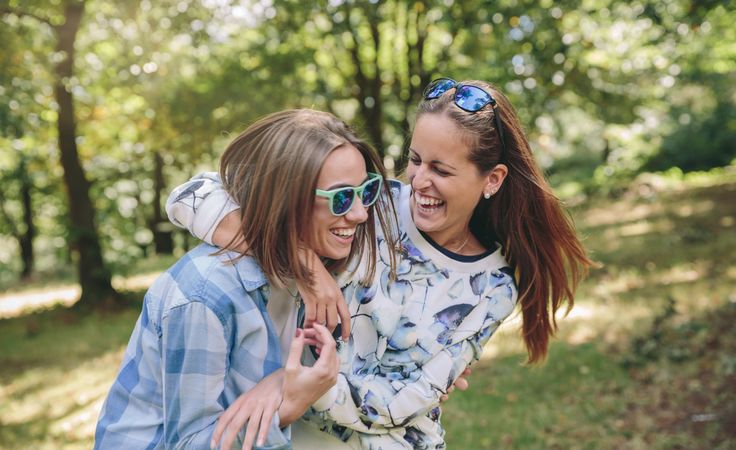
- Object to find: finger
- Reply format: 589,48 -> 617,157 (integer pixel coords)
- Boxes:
212,401 -> 239,448
440,394 -> 449,403
315,304 -> 327,328
242,407 -> 262,450
221,409 -> 249,450
447,386 -> 455,394
304,302 -> 317,328
285,329 -> 305,370
256,403 -> 276,447
454,377 -> 469,391
337,298 -> 351,341
311,324 -> 337,363
310,323 -> 335,347
301,328 -> 324,347
302,338 -> 322,347
462,367 -> 472,376
301,328 -> 318,338
326,303 -> 338,333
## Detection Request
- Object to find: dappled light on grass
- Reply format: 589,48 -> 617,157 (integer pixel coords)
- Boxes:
0,286 -> 80,319
1,176 -> 735,448
0,349 -> 124,448
0,270 -> 164,319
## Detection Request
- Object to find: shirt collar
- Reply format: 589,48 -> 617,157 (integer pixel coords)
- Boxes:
225,252 -> 269,291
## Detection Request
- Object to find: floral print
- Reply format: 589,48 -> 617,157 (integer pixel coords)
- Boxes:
304,182 -> 517,449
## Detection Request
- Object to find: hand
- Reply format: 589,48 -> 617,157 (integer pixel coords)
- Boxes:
440,367 -> 471,403
297,248 -> 351,341
279,324 -> 340,423
211,369 -> 284,450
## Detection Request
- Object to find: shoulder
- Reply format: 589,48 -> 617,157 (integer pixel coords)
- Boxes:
146,244 -> 268,322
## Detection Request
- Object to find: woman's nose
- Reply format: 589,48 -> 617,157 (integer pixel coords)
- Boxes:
345,197 -> 369,223
411,165 -> 431,190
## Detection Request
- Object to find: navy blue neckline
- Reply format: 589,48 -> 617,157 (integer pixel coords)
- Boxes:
418,230 -> 495,262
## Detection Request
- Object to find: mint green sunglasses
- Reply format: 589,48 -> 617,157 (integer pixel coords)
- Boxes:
315,172 -> 383,216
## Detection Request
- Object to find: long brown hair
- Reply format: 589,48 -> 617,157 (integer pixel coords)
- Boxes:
417,81 -> 593,363
219,109 -> 397,288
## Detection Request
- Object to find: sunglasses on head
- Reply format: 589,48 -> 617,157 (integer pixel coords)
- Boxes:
423,77 -> 507,158
315,172 -> 383,216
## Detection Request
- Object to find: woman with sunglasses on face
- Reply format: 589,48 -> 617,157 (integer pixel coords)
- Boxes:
95,109 -> 398,450
167,78 -> 592,449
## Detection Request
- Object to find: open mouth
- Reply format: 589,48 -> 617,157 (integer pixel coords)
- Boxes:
330,227 -> 356,243
415,192 -> 445,214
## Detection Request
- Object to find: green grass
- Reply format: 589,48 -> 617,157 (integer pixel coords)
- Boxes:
1,170 -> 735,449
0,298 -> 143,449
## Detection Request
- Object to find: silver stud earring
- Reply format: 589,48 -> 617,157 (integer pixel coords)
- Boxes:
484,192 -> 491,199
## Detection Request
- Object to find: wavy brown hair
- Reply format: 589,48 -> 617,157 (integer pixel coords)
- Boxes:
219,109 -> 397,288
417,81 -> 593,363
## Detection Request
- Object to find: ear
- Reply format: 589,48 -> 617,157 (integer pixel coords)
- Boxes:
483,164 -> 509,196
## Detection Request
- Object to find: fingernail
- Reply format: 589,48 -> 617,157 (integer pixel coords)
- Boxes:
210,441 -> 216,450
295,328 -> 301,337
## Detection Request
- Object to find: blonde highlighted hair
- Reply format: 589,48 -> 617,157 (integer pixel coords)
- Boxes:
219,109 -> 397,288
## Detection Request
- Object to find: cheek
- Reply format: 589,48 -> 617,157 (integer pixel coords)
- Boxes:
311,205 -> 335,238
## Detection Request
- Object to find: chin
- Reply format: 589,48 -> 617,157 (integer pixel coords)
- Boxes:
329,249 -> 351,260
414,217 -> 441,233
315,246 -> 350,261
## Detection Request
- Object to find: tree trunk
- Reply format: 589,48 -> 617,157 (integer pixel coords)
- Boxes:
54,1 -> 118,308
151,151 -> 173,254
19,159 -> 34,279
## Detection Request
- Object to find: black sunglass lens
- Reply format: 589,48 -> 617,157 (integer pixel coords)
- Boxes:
455,86 -> 491,112
425,79 -> 456,99
361,178 -> 381,206
332,189 -> 354,215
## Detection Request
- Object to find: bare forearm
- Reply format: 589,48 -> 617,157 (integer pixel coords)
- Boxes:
212,209 -> 246,251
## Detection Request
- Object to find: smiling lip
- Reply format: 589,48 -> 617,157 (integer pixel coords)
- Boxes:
330,228 -> 356,244
414,192 -> 445,215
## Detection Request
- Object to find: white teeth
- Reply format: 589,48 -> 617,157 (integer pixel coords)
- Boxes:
416,193 -> 444,207
331,228 -> 356,237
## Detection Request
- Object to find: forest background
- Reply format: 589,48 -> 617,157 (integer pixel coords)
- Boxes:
1,0 -> 734,448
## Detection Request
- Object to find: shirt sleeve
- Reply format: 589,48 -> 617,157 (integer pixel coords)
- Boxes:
309,276 -> 517,434
161,301 -> 290,449
165,172 -> 238,245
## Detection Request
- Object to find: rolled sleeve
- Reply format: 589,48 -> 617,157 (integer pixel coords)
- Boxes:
165,172 -> 238,245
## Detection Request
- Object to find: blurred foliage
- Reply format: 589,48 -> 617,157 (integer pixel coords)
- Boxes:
1,0 -> 735,281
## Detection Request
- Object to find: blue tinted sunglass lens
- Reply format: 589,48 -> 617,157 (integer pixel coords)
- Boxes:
361,178 -> 381,206
425,79 -> 457,99
332,189 -> 354,215
455,86 -> 492,112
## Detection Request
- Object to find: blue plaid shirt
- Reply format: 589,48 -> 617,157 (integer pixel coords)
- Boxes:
95,244 -> 291,449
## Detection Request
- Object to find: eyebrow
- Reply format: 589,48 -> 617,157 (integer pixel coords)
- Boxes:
325,174 -> 371,190
408,147 -> 457,171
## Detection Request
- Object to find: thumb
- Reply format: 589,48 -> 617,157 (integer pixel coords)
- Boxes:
286,328 -> 305,370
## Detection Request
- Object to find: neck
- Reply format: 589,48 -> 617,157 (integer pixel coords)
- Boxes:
427,228 -> 473,254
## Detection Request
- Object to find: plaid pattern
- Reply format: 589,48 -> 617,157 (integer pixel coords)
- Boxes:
166,176 -> 519,449
94,244 -> 291,450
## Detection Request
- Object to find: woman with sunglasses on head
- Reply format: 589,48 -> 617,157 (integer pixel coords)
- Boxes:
95,109 -> 398,450
167,78 -> 592,449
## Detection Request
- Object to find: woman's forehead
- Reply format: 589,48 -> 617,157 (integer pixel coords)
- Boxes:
317,144 -> 368,189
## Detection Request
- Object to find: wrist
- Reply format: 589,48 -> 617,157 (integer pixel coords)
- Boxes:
310,384 -> 339,412
277,397 -> 303,425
